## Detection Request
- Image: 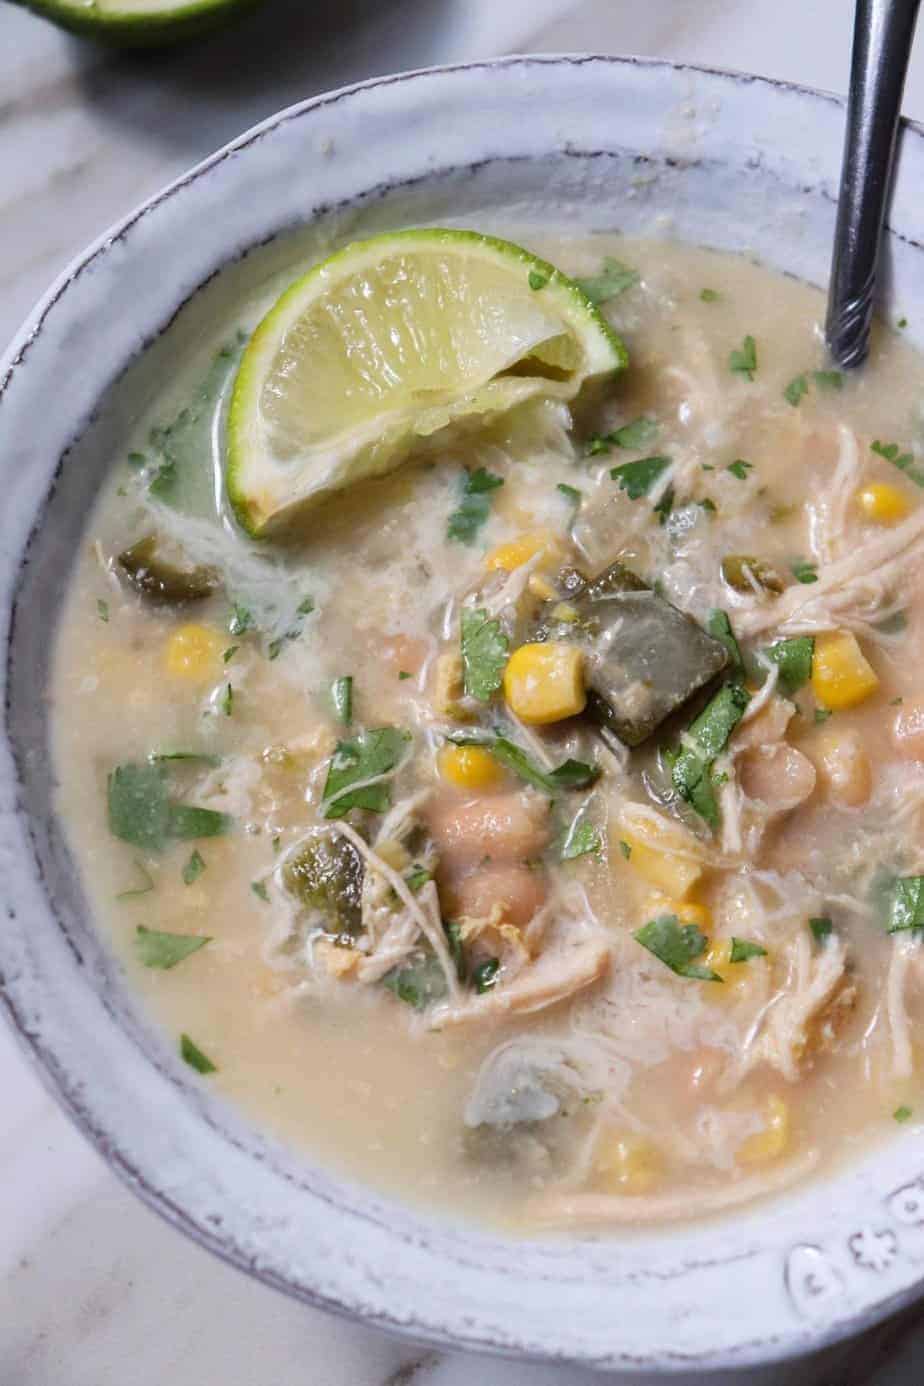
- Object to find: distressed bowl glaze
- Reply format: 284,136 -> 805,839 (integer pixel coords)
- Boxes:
3,56 -> 924,1375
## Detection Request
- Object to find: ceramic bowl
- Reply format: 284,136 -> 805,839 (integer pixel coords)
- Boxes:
4,56 -> 924,1376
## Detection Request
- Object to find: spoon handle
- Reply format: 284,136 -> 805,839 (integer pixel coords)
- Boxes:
826,0 -> 921,367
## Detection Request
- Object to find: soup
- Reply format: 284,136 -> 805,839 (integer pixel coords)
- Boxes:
51,231 -> 924,1229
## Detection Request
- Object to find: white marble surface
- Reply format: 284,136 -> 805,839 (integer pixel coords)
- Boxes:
5,2 -> 924,1382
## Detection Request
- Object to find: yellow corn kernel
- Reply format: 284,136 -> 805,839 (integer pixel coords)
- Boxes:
617,821 -> 703,900
527,572 -> 558,601
646,892 -> 711,931
165,624 -> 224,680
855,482 -> 911,526
738,1095 -> 790,1166
485,529 -> 559,573
437,743 -> 505,791
595,1131 -> 662,1194
701,937 -> 769,999
811,630 -> 879,710
503,642 -> 586,725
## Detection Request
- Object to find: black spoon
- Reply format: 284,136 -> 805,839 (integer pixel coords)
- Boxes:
825,0 -> 921,367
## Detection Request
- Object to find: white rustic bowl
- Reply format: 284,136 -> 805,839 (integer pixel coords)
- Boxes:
3,55 -> 924,1376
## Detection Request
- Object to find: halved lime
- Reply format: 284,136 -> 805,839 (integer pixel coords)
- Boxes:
226,229 -> 627,536
14,0 -> 262,46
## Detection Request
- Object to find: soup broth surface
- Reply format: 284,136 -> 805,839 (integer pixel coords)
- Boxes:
52,233 -> 924,1230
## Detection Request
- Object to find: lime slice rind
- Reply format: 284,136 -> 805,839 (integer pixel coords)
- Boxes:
15,0 -> 261,45
227,228 -> 627,536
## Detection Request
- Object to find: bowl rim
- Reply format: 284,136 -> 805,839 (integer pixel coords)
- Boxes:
4,52 -> 924,1373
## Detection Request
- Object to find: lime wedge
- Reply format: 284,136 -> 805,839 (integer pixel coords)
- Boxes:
226,229 -> 627,536
14,0 -> 261,46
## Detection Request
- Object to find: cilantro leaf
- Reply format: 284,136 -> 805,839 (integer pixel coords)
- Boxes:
528,269 -> 549,291
108,763 -> 171,850
404,864 -> 432,893
669,683 -> 750,829
871,439 -> 924,487
447,467 -> 505,544
182,849 -> 205,885
575,257 -> 639,304
634,915 -> 722,981
784,374 -> 808,406
322,726 -> 410,819
726,458 -> 753,480
166,804 -> 232,840
763,636 -> 814,694
180,1033 -> 217,1074
729,937 -> 768,963
266,596 -> 315,660
383,952 -> 448,1010
228,603 -> 254,636
251,880 -> 270,902
618,839 -> 632,860
700,288 -> 719,303
557,483 -> 582,506
610,455 -> 671,500
887,877 -> 924,933
136,925 -> 210,970
813,370 -> 843,391
791,559 -> 818,584
588,417 -> 658,457
449,733 -> 598,795
706,609 -> 742,671
729,335 -> 757,381
809,915 -> 833,943
895,1105 -> 913,1123
473,958 -> 501,993
561,816 -> 601,861
461,607 -> 509,702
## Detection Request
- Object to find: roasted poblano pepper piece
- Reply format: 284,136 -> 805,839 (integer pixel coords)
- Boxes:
536,561 -> 729,746
118,534 -> 219,604
720,554 -> 785,596
283,831 -> 364,937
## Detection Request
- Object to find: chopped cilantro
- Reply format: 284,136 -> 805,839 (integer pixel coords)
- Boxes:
561,816 -> 601,861
404,864 -> 432,893
700,288 -> 720,303
587,417 -> 658,456
182,849 -> 205,885
728,335 -> 757,381
136,925 -> 210,970
267,597 -> 315,659
332,675 -> 353,725
729,937 -> 768,963
669,683 -> 750,829
634,914 -> 722,981
557,482 -> 582,506
699,497 -> 717,514
886,877 -> 924,933
706,609 -> 742,671
726,458 -> 753,480
167,804 -> 232,841
219,683 -> 233,717
791,559 -> 819,584
449,732 -> 598,796
180,1033 -> 217,1074
228,603 -> 254,636
97,598 -> 110,622
763,636 -> 814,694
473,958 -> 501,993
383,953 -> 448,1010
108,763 -> 172,850
895,1105 -> 913,1123
813,370 -> 843,391
222,646 -> 238,664
447,466 -> 505,544
251,880 -> 270,903
528,270 -> 549,291
618,839 -> 632,860
809,916 -> 833,943
575,257 -> 639,304
871,439 -> 924,487
610,455 -> 671,500
322,726 -> 411,819
814,707 -> 832,724
127,450 -> 146,467
460,607 -> 509,702
784,374 -> 808,406
398,670 -> 412,681
898,316 -> 908,329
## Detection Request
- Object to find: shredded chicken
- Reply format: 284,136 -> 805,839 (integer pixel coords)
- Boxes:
526,1148 -> 820,1226
734,933 -> 849,1083
428,939 -> 610,1029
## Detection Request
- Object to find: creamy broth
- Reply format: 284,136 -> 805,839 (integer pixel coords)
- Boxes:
52,235 -> 924,1230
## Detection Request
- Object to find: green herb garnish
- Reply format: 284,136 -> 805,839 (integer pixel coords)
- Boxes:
706,609 -> 742,671
763,636 -> 814,694
791,559 -> 818,584
561,817 -> 601,861
223,646 -> 238,663
460,607 -> 509,702
887,877 -> 924,933
618,839 -> 632,860
557,483 -> 582,506
729,937 -> 768,963
449,732 -> 598,796
180,1033 -> 217,1074
267,596 -> 315,660
219,683 -> 233,717
895,1105 -> 913,1123
814,707 -> 832,724
575,257 -> 639,304
404,864 -> 432,893
784,374 -> 809,406
813,370 -> 843,391
182,849 -> 205,885
108,763 -> 231,851
668,683 -> 750,830
726,458 -> 753,480
610,455 -> 671,500
809,916 -> 833,943
871,440 -> 924,488
332,675 -> 353,725
447,466 -> 504,544
473,958 -> 501,993
251,880 -> 270,902
228,603 -> 254,636
729,335 -> 757,381
136,925 -> 210,970
383,953 -> 448,1010
322,726 -> 411,819
528,270 -> 549,291
700,288 -> 719,303
634,915 -> 722,981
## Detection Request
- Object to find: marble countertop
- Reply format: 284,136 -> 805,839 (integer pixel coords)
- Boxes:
4,2 -> 924,1382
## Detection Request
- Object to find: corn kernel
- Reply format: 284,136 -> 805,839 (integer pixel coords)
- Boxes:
503,642 -> 586,725
438,744 -> 505,791
811,630 -> 879,710
701,937 -> 769,999
485,529 -> 559,573
595,1131 -> 662,1194
618,820 -> 703,900
855,482 -> 911,525
165,624 -> 224,680
527,572 -> 557,601
646,892 -> 712,931
738,1095 -> 789,1165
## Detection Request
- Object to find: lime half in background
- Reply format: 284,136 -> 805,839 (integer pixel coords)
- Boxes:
227,228 -> 628,536
12,0 -> 264,46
